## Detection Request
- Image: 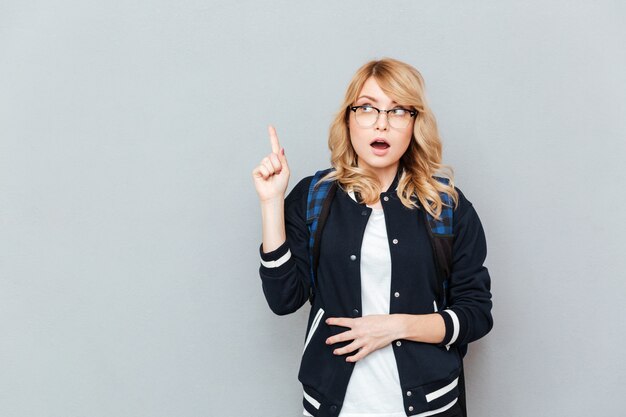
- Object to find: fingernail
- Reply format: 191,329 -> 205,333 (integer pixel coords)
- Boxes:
333,350 -> 337,355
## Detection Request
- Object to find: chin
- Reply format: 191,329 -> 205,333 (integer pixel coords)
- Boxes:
359,158 -> 399,171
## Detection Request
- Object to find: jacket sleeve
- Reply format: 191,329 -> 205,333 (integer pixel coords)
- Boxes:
437,188 -> 493,348
258,176 -> 313,316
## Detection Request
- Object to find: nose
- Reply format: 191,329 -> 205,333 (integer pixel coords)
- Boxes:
375,111 -> 389,130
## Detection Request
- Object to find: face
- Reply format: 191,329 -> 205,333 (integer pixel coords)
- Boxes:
348,76 -> 414,177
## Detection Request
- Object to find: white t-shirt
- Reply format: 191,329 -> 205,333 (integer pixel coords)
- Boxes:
337,203 -> 405,417
303,193 -> 405,417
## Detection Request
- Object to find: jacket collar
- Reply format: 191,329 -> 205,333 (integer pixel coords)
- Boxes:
351,167 -> 403,203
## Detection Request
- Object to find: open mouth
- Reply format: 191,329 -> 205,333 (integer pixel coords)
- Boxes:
370,139 -> 390,150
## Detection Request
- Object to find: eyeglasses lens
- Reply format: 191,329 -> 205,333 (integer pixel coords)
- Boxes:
355,108 -> 411,129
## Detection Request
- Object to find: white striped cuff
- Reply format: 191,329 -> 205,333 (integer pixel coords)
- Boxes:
443,309 -> 460,347
260,249 -> 291,268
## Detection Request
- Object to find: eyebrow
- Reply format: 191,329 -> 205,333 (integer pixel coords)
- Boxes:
356,95 -> 398,105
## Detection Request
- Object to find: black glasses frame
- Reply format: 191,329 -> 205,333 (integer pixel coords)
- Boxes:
349,105 -> 418,128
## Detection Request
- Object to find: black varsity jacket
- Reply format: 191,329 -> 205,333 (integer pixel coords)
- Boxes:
258,172 -> 493,417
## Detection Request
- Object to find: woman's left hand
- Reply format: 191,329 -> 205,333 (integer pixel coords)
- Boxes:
325,315 -> 403,363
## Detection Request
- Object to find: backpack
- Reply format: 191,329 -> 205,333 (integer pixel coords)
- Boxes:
304,168 -> 468,417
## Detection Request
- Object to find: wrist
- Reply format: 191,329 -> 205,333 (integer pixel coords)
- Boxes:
396,313 -> 446,344
260,196 -> 285,207
393,314 -> 410,340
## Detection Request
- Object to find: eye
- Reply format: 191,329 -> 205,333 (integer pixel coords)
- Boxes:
390,108 -> 407,116
360,106 -> 376,113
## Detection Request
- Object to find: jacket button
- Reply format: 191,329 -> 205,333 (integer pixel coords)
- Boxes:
350,255 -> 357,261
395,341 -> 402,347
408,406 -> 414,412
361,210 -> 368,216
383,196 -> 389,202
352,308 -> 359,316
330,405 -> 338,413
394,292 -> 400,298
392,238 -> 398,244
406,390 -> 412,397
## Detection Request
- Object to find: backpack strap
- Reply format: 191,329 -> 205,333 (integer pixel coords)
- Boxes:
423,176 -> 455,309
306,168 -> 336,302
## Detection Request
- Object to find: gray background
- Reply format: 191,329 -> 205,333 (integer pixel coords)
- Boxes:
1,1 -> 625,416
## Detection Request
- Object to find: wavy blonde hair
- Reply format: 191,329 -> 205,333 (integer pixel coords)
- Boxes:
322,58 -> 458,220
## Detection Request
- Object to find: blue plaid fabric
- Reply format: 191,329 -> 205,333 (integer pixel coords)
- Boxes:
306,168 -> 335,288
427,176 -> 454,236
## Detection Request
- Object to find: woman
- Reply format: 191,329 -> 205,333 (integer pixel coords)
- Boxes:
252,58 -> 493,417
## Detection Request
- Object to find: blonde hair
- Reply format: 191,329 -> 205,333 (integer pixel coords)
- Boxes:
322,57 -> 458,220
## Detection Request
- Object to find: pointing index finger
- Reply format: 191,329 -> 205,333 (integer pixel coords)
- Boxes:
268,125 -> 281,154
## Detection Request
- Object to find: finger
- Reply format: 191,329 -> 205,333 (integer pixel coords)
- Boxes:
257,165 -> 270,179
268,153 -> 282,173
252,165 -> 266,179
326,317 -> 353,328
333,340 -> 362,356
268,125 -> 281,154
346,346 -> 369,362
262,158 -> 275,175
326,330 -> 355,345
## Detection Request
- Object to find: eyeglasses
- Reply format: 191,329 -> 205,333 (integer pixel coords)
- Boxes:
349,105 -> 417,129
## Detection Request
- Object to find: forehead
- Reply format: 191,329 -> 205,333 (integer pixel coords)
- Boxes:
356,77 -> 396,104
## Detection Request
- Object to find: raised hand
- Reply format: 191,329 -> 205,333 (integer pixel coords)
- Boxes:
252,125 -> 290,203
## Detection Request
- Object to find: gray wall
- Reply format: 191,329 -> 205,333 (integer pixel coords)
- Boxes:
1,1 -> 625,416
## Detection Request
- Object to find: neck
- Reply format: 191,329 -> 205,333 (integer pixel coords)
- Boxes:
371,163 -> 400,192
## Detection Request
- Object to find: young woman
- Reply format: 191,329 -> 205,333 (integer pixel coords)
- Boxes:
252,58 -> 493,417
